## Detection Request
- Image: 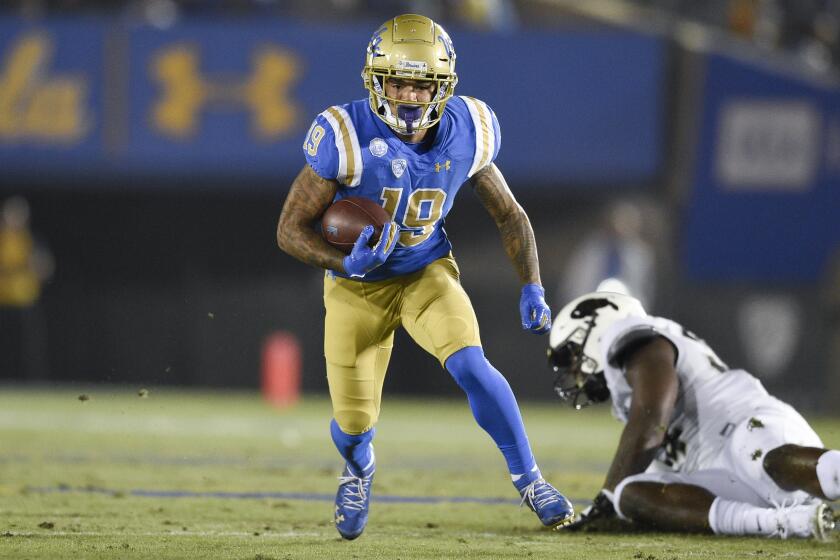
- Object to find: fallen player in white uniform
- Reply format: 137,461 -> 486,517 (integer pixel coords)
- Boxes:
547,291 -> 838,539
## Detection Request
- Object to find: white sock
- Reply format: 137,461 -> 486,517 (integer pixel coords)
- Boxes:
816,449 -> 840,500
708,498 -> 779,537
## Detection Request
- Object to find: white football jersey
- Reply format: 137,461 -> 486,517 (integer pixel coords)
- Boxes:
600,315 -> 781,473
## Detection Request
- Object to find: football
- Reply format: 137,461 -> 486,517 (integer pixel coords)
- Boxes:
321,196 -> 392,254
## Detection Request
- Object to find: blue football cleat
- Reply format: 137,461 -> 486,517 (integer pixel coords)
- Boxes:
334,465 -> 374,540
519,478 -> 575,528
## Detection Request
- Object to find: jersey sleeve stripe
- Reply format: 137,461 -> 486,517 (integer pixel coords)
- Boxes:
462,96 -> 494,177
333,105 -> 363,187
320,108 -> 347,183
475,100 -> 493,170
324,106 -> 362,187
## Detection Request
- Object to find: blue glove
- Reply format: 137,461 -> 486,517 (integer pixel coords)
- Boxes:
342,222 -> 400,278
519,283 -> 551,334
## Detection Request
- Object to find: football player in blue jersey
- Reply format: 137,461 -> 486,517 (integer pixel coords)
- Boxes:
276,14 -> 574,539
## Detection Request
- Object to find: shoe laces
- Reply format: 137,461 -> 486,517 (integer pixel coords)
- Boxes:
767,498 -> 795,539
519,478 -> 562,511
337,473 -> 372,512
768,498 -> 832,540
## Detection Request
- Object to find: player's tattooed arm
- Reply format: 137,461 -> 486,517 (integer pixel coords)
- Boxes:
471,163 -> 542,285
276,165 -> 346,271
602,337 -> 679,491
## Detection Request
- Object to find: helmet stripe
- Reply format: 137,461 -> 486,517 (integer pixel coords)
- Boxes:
323,106 -> 362,187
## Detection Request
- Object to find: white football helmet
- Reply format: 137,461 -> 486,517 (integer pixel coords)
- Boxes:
547,291 -> 647,409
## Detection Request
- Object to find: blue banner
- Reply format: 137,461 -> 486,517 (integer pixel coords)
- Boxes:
0,16 -> 665,187
0,18 -> 106,172
683,54 -> 840,282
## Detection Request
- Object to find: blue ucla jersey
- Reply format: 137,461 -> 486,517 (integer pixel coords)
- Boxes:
302,96 -> 501,282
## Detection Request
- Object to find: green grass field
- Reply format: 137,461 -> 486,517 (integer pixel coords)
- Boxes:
0,387 -> 837,559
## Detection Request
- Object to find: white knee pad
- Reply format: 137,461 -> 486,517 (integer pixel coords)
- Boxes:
816,449 -> 840,500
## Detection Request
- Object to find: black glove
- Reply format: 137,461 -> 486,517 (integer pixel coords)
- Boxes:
560,490 -> 616,532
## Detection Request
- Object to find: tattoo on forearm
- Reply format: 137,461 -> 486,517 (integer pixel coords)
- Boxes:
472,164 -> 541,285
276,166 -> 346,272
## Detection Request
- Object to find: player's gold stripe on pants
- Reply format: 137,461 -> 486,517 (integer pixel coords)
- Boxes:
326,106 -> 356,184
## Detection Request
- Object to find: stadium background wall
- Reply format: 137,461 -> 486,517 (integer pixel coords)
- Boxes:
0,14 -> 838,413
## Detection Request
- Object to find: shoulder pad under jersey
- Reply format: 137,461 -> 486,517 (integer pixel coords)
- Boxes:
606,318 -> 679,369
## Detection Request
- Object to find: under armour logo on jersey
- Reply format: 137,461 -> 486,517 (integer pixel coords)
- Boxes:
571,298 -> 619,319
434,160 -> 451,172
391,159 -> 407,178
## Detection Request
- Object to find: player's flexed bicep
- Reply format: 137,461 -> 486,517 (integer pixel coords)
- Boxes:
277,111 -> 352,271
276,165 -> 346,271
277,165 -> 399,277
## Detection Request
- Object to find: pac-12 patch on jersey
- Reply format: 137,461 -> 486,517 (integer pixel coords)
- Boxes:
301,96 -> 501,281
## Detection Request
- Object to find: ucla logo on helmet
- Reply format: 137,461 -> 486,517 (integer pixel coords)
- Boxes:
369,138 -> 388,157
391,159 -> 407,178
368,26 -> 386,55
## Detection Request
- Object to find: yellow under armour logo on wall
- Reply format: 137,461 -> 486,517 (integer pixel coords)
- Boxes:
152,44 -> 301,140
0,33 -> 88,143
434,160 -> 451,172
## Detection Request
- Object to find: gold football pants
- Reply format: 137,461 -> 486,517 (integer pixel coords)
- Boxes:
323,255 -> 481,435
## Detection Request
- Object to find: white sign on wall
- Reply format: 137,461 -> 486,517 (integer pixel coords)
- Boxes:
737,295 -> 802,379
715,100 -> 820,191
